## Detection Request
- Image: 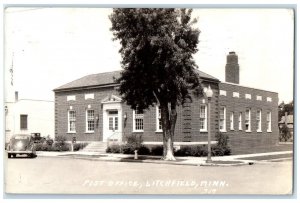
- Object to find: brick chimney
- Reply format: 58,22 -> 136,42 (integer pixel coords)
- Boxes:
225,51 -> 240,84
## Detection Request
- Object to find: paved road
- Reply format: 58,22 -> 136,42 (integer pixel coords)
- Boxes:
4,156 -> 293,195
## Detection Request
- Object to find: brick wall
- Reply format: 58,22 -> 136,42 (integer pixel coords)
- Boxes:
55,86 -> 118,141
54,80 -> 220,143
54,80 -> 279,154
219,82 -> 279,154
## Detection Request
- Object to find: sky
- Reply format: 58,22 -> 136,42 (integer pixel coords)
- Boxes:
4,7 -> 294,103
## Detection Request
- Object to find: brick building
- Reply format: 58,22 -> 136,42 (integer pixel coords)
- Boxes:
54,52 -> 279,153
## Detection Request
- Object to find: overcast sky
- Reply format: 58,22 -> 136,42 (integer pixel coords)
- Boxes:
4,8 -> 294,103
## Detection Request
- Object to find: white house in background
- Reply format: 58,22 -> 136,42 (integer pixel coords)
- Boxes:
5,91 -> 54,143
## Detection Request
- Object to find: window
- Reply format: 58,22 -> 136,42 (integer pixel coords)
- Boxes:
256,95 -> 262,101
20,114 -> 28,130
239,112 -> 242,130
108,111 -> 118,131
245,109 -> 251,132
256,110 -> 262,132
68,110 -> 76,133
85,93 -> 94,100
219,106 -> 226,132
267,111 -> 272,132
233,92 -> 239,98
86,110 -> 95,132
156,106 -> 162,132
133,109 -> 144,131
220,90 -> 227,96
245,94 -> 252,99
230,112 -> 234,130
67,95 -> 76,101
200,105 -> 207,131
267,97 -> 272,102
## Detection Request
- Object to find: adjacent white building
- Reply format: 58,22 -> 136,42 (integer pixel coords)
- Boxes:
5,92 -> 54,142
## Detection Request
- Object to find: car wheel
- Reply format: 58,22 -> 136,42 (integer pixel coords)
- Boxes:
8,153 -> 11,158
12,154 -> 16,158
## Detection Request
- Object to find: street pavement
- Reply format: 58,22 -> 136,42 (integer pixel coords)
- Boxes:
4,155 -> 293,195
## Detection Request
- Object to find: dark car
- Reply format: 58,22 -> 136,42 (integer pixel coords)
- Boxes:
7,134 -> 36,158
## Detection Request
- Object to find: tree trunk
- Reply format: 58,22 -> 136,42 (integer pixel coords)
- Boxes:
160,102 -> 177,161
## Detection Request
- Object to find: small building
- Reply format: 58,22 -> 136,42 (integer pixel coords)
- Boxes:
5,92 -> 54,142
279,113 -> 294,137
53,52 -> 279,154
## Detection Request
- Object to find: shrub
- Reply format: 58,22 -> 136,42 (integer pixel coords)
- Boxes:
175,146 -> 191,156
150,145 -> 163,156
279,124 -> 292,142
45,136 -> 54,146
55,135 -> 66,145
215,132 -> 231,156
122,143 -> 135,154
106,144 -> 122,153
138,145 -> 150,155
34,142 -> 70,152
73,143 -> 88,151
126,134 -> 143,149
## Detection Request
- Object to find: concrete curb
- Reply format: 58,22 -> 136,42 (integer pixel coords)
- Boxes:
36,153 -> 251,167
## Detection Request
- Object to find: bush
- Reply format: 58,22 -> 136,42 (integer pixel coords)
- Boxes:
150,145 -> 163,156
122,143 -> 135,154
279,124 -> 292,142
34,142 -> 70,151
138,145 -> 150,155
106,144 -> 122,153
125,134 -> 143,149
215,132 -> 231,156
73,143 -> 88,151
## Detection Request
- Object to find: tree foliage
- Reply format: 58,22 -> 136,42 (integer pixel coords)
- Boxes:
110,8 -> 201,110
110,9 -> 201,160
278,100 -> 294,121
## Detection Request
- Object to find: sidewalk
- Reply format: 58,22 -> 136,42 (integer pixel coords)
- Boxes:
36,150 -> 293,166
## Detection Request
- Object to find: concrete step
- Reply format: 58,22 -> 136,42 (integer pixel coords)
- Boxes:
81,142 -> 108,153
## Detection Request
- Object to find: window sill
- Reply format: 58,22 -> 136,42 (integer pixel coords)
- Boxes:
256,130 -> 262,133
220,130 -> 227,133
245,130 -> 252,133
67,132 -> 76,134
155,130 -> 163,133
133,131 -> 144,133
199,130 -> 207,132
239,129 -> 243,131
230,129 -> 234,131
267,130 -> 272,133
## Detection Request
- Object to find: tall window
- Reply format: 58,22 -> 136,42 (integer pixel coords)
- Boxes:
256,110 -> 262,132
133,109 -> 144,131
239,112 -> 242,130
200,105 -> 207,131
230,112 -> 234,130
245,109 -> 251,132
68,110 -> 76,133
20,114 -> 28,130
219,106 -> 226,132
267,111 -> 272,132
86,110 -> 95,132
156,106 -> 162,131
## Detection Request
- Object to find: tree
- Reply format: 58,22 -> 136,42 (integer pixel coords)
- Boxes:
110,8 -> 202,160
278,100 -> 294,121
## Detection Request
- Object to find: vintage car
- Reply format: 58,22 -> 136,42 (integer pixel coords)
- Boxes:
7,134 -> 36,158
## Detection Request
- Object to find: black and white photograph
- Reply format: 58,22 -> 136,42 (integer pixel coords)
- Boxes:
2,4 -> 295,197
